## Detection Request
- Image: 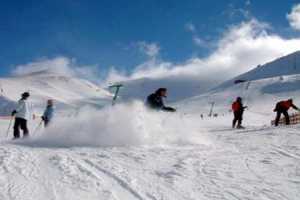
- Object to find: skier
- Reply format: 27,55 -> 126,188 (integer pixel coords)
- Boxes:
232,97 -> 247,129
11,92 -> 32,139
146,88 -> 176,112
41,99 -> 54,127
273,99 -> 299,126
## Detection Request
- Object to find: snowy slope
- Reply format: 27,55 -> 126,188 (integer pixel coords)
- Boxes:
0,52 -> 300,200
0,71 -> 112,115
218,51 -> 300,89
0,112 -> 299,200
178,74 -> 300,120
178,51 -> 300,120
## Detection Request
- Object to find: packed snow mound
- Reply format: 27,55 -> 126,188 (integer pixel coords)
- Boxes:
0,71 -> 112,113
15,101 -> 210,147
218,51 -> 300,89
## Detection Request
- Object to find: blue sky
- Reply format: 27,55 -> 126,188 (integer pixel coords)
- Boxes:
1,0 -> 300,77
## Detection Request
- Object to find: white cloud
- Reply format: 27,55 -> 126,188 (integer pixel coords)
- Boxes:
105,19 -> 300,85
287,4 -> 300,31
12,57 -> 100,81
137,41 -> 160,58
102,19 -> 300,101
11,17 -> 300,100
225,3 -> 251,20
193,36 -> 207,47
185,23 -> 208,47
245,0 -> 251,6
185,23 -> 196,33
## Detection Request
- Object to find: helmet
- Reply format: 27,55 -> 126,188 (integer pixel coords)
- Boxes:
22,92 -> 30,98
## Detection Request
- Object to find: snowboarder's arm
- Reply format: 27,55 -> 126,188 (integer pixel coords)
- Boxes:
162,106 -> 176,112
292,104 -> 299,110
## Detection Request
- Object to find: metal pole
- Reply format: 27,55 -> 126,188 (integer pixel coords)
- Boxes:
208,102 -> 215,117
6,117 -> 13,138
109,84 -> 123,106
33,120 -> 43,135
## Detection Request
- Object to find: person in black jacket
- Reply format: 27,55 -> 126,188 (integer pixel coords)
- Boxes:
146,88 -> 176,112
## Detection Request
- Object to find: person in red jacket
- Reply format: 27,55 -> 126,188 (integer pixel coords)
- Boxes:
273,99 -> 299,126
232,97 -> 247,129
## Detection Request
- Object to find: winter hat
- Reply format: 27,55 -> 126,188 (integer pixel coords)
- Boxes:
22,92 -> 30,98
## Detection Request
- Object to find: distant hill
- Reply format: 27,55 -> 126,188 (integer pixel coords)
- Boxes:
216,51 -> 300,90
177,51 -> 300,116
0,71 -> 112,115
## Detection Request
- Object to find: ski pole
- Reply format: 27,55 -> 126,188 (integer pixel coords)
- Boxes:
6,116 -> 14,138
33,120 -> 43,135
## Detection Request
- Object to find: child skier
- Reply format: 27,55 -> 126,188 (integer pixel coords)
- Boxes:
232,97 -> 247,129
42,99 -> 54,127
11,92 -> 31,139
273,99 -> 299,126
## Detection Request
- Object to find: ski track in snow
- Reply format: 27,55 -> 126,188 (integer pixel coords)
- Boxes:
0,124 -> 300,200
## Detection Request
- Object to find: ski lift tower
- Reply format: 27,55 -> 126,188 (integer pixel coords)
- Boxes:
208,101 -> 215,117
109,83 -> 123,106
0,83 -> 3,96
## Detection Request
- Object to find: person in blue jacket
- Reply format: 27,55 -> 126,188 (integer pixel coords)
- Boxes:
42,99 -> 54,127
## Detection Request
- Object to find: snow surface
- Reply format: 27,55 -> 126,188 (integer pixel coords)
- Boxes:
0,52 -> 300,199
0,106 -> 300,200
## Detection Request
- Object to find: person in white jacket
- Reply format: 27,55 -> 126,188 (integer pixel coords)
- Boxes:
11,92 -> 31,139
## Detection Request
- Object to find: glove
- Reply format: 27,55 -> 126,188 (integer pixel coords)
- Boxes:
164,107 -> 176,112
41,116 -> 45,121
11,110 -> 17,116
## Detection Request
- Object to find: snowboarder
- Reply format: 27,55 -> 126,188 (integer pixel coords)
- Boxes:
11,92 -> 32,139
273,99 -> 299,126
232,97 -> 247,129
146,88 -> 176,112
42,99 -> 54,127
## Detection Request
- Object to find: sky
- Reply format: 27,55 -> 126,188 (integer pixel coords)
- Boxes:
1,0 -> 300,84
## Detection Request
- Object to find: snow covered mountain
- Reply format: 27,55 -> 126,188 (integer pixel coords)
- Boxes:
178,51 -> 300,119
217,51 -> 300,89
0,70 -> 112,115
